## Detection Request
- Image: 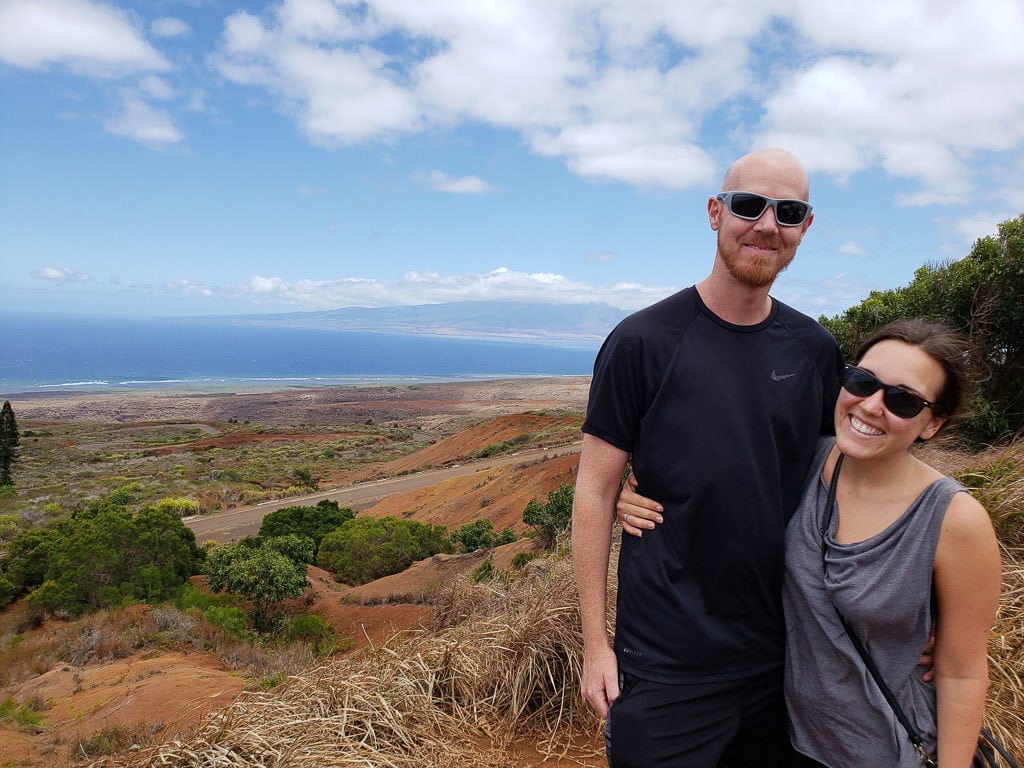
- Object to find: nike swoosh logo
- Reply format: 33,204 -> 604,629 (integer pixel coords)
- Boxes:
771,369 -> 798,381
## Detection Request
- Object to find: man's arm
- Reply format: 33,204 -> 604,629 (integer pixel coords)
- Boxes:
572,432 -> 630,718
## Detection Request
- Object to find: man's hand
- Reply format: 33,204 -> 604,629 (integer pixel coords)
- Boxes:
581,643 -> 621,719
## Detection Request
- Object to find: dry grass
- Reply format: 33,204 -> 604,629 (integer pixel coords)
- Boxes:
83,446 -> 1024,767
107,550 -> 603,767
988,543 -> 1024,753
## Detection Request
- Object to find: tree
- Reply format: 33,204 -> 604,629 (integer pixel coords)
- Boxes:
258,499 -> 354,548
206,544 -> 308,631
523,484 -> 574,549
9,501 -> 202,616
0,401 -> 19,486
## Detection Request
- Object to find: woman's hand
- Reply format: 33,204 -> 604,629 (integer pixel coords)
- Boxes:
616,472 -> 664,537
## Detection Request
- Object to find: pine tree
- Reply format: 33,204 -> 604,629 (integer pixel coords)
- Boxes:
0,401 -> 20,486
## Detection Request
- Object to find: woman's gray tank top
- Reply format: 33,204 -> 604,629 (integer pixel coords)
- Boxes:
783,437 -> 966,767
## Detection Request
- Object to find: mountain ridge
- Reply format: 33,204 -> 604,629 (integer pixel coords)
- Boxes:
187,300 -> 631,343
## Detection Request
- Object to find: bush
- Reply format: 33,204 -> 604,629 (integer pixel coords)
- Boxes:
5,501 -> 202,616
258,500 -> 355,548
318,517 -> 452,586
451,519 -> 496,552
263,534 -> 316,567
511,552 -> 536,569
203,606 -> 249,638
153,497 -> 201,517
522,484 -> 574,549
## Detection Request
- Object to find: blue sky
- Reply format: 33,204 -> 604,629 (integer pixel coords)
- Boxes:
1,0 -> 1023,321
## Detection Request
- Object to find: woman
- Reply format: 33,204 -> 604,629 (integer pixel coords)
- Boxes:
615,319 -> 1001,767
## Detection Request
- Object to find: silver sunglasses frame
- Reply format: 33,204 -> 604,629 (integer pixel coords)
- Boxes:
715,191 -> 813,227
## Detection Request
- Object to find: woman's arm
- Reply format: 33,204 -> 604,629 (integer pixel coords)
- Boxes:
933,491 -> 1002,768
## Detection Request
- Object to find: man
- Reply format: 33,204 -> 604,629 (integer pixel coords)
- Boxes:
572,148 -> 844,767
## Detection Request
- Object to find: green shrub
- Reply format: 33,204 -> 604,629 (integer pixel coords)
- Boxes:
153,497 -> 201,517
511,552 -> 536,569
258,500 -> 354,548
451,518 -> 496,552
203,606 -> 248,638
317,517 -> 452,586
0,695 -> 45,729
6,502 -> 201,616
522,484 -> 574,549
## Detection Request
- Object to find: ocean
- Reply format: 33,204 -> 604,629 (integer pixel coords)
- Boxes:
0,313 -> 600,395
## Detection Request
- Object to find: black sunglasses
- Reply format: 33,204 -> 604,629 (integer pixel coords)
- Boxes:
841,365 -> 944,419
715,191 -> 812,227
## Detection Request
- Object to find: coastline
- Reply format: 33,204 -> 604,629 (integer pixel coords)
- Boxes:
2,375 -> 593,425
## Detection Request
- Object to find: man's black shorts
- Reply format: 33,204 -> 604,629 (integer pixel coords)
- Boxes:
604,667 -> 789,768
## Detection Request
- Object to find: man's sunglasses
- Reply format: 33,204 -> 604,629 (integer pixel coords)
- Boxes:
841,365 -> 945,419
715,191 -> 812,227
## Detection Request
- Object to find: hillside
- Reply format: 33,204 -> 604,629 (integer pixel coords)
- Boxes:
0,409 -> 588,767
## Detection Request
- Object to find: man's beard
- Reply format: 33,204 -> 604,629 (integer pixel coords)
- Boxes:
723,248 -> 794,288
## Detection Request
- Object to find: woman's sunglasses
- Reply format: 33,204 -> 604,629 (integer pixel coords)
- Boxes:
841,365 -> 945,419
715,191 -> 812,227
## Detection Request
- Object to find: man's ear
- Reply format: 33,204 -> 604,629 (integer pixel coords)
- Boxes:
708,197 -> 721,231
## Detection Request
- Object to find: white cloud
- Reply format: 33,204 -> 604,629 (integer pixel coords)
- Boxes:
104,98 -> 183,146
138,75 -> 175,100
151,17 -> 190,38
165,279 -> 212,297
422,171 -> 495,195
33,266 -> 91,282
237,267 -> 673,310
0,0 -> 169,76
838,242 -> 863,256
209,0 -> 1024,201
584,251 -> 619,264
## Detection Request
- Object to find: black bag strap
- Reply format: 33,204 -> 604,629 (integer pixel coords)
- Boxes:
823,453 -> 937,767
822,454 -> 1019,768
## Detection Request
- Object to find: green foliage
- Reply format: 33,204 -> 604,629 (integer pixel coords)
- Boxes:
206,543 -> 308,631
451,518 -> 496,552
0,573 -> 15,608
0,695 -> 45,729
471,555 -> 495,582
285,611 -> 338,653
105,482 -> 144,506
317,516 -> 452,586
258,499 -> 354,548
153,497 -> 201,517
292,467 -> 318,489
511,551 -> 536,569
522,484 -> 574,549
0,513 -> 21,541
262,534 -> 316,567
3,501 -> 202,616
203,605 -> 249,638
821,212 -> 1024,444
175,582 -> 239,612
471,433 -> 531,459
0,401 -> 19,486
496,526 -> 518,545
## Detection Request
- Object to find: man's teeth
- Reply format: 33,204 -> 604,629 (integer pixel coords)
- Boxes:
851,415 -> 883,436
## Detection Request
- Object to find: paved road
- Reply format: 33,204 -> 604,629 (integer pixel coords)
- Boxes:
184,441 -> 582,543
